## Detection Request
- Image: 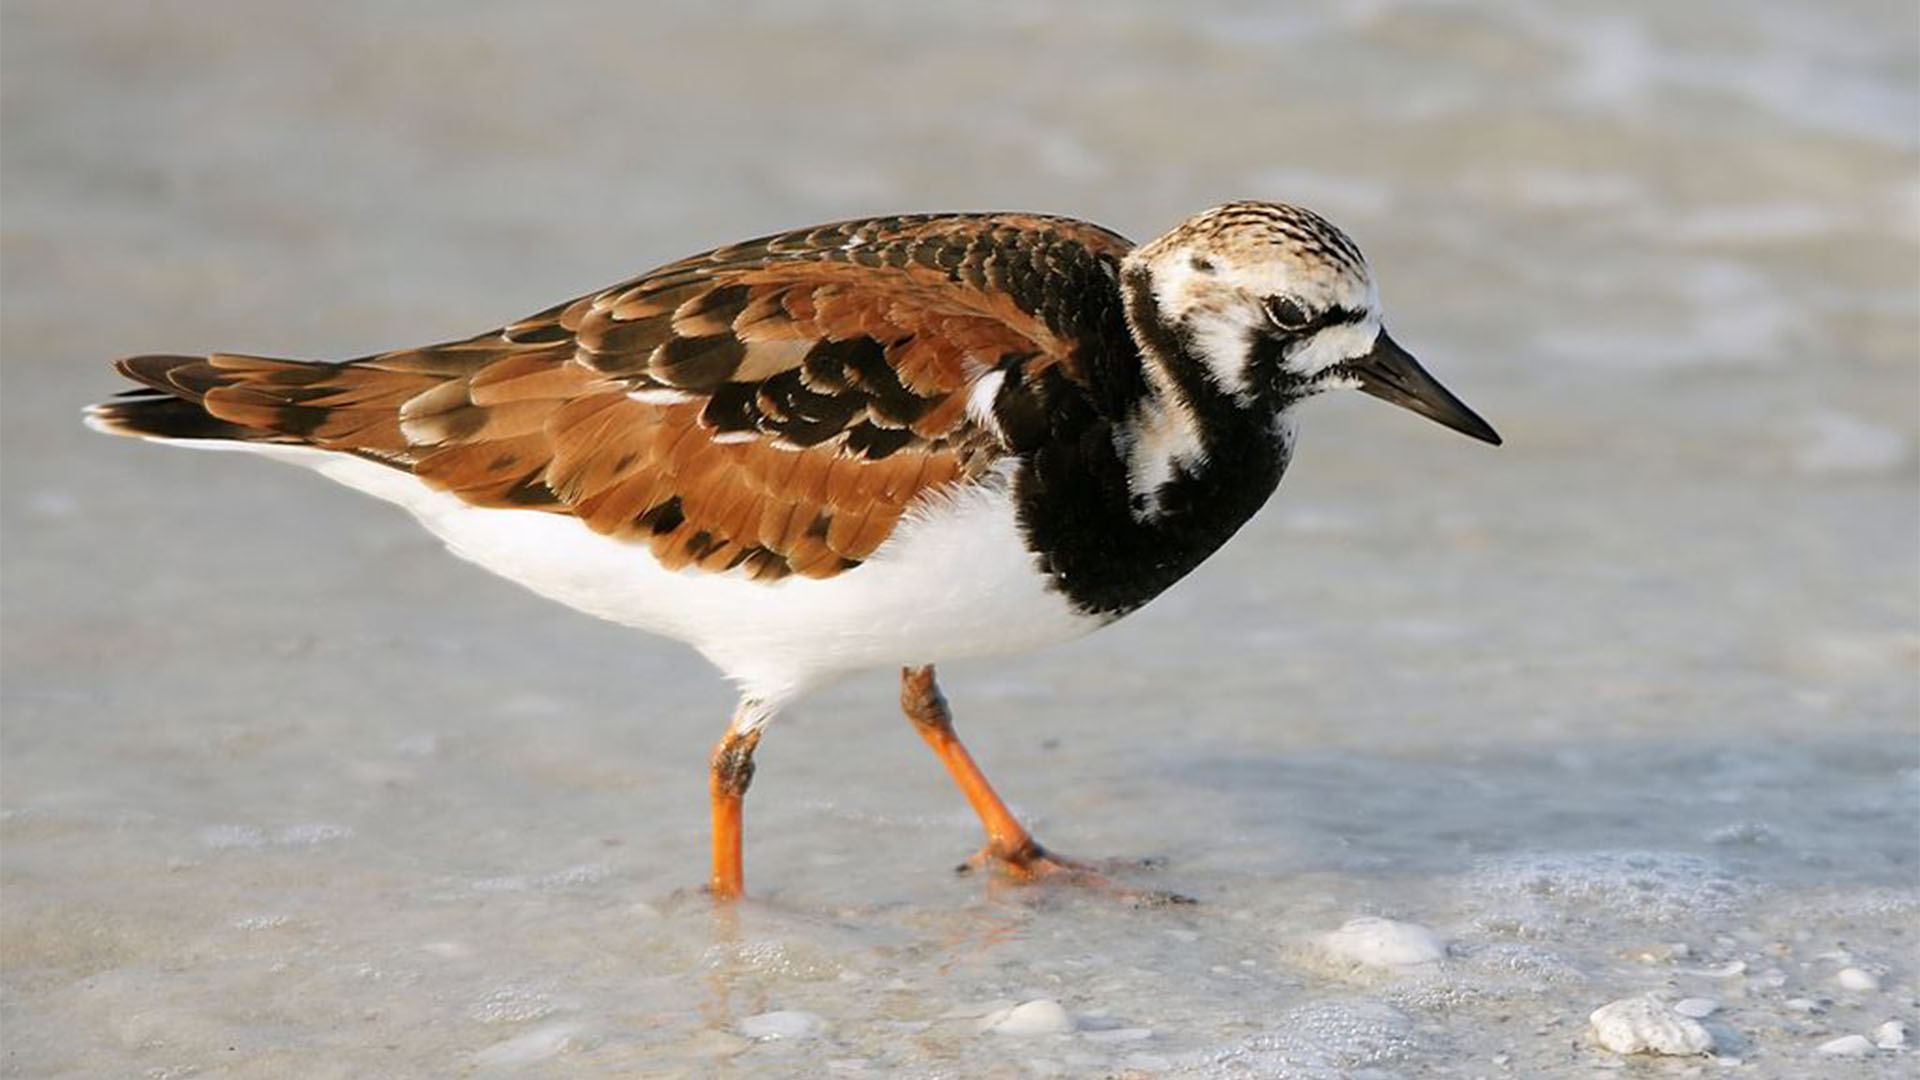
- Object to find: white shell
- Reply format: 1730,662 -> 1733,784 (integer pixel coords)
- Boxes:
1817,1034 -> 1876,1057
1834,967 -> 1881,992
979,999 -> 1075,1036
1874,1020 -> 1907,1049
1316,917 -> 1448,969
1589,997 -> 1716,1056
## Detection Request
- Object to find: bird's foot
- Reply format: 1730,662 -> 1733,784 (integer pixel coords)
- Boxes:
958,840 -> 1194,906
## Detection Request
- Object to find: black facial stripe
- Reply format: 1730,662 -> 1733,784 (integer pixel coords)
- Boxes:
1248,334 -> 1310,400
1123,265 -> 1247,425
1321,304 -> 1367,328
1122,265 -> 1188,371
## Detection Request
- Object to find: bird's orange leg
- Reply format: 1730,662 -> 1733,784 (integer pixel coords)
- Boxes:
708,707 -> 767,901
900,665 -> 1111,887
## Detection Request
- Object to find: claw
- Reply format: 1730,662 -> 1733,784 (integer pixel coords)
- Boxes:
960,842 -> 1195,904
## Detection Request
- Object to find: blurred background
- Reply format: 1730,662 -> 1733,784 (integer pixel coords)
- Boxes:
4,2 -> 1915,1076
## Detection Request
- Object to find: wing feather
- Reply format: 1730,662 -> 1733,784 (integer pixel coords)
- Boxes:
138,213 -> 1133,580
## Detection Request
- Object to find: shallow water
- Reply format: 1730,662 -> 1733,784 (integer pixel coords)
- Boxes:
3,1 -> 1916,1077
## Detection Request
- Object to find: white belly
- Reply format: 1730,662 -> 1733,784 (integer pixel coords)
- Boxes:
221,446 -> 1102,705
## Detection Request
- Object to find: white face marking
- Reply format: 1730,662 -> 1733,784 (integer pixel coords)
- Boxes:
1145,255 -> 1267,400
1145,243 -> 1382,390
1285,315 -> 1382,379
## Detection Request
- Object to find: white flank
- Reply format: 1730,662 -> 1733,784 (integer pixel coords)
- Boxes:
963,367 -> 1007,436
121,438 -> 1099,708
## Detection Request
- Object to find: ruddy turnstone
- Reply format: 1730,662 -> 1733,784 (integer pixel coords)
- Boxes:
88,202 -> 1499,900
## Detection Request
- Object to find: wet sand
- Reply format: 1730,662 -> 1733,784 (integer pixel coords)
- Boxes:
3,2 -> 1916,1076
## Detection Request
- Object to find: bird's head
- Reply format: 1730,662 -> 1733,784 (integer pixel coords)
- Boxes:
1121,201 -> 1500,445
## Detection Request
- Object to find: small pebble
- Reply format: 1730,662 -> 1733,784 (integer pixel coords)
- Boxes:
1317,917 -> 1448,968
1817,1034 -> 1876,1057
1673,998 -> 1719,1019
1784,998 -> 1824,1014
739,1010 -> 828,1041
1874,1020 -> 1907,1049
979,999 -> 1076,1036
1834,967 -> 1881,992
1589,997 -> 1716,1056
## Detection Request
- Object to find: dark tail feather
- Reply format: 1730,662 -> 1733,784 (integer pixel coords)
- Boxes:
86,389 -> 280,441
85,353 -> 286,443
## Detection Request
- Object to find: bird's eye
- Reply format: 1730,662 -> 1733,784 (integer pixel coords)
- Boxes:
1263,296 -> 1313,332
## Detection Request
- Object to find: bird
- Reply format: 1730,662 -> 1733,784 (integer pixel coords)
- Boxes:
87,201 -> 1500,901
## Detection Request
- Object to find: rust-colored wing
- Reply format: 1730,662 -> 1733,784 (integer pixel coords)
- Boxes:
106,213 -> 1135,581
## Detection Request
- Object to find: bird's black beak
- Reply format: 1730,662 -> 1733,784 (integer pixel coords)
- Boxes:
1345,329 -> 1501,446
